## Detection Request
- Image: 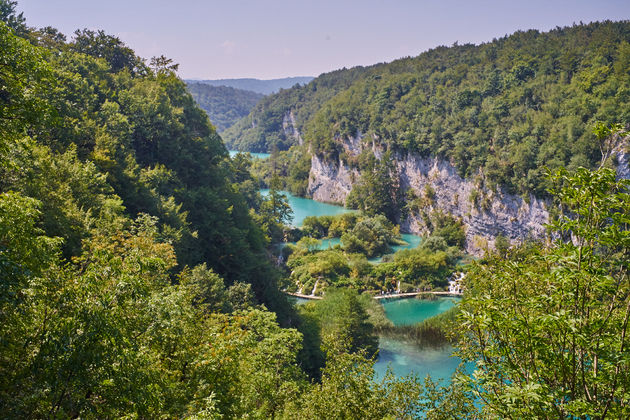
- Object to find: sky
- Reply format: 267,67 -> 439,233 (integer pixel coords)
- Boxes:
17,0 -> 630,80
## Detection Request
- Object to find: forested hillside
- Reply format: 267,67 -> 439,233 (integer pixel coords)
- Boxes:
4,0 -> 630,416
226,21 -> 630,197
0,2 -> 426,417
223,66 -> 372,151
186,82 -> 263,132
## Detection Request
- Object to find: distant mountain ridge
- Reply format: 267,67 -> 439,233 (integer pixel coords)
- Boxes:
186,77 -> 315,95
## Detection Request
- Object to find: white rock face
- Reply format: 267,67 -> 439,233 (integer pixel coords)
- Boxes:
282,111 -> 303,145
395,153 -> 549,255
306,133 -> 629,255
308,150 -> 549,255
614,141 -> 629,181
308,154 -> 359,204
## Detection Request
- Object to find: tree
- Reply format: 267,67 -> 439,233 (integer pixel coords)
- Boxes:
454,166 -> 630,418
70,29 -> 143,74
0,21 -> 53,143
281,350 -> 423,419
150,55 -> 179,75
258,174 -> 293,241
346,152 -> 402,221
302,288 -> 378,357
0,0 -> 27,36
340,214 -> 396,258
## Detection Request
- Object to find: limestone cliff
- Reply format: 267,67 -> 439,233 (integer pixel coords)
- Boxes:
614,141 -> 629,181
308,151 -> 548,255
307,133 -> 629,256
282,111 -> 303,145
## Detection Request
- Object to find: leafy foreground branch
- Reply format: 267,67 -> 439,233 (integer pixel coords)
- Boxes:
448,166 -> 630,418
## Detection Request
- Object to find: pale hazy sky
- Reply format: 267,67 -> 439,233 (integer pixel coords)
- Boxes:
17,0 -> 630,80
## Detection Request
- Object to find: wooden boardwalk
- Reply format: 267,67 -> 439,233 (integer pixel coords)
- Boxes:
286,291 -> 460,301
373,291 -> 460,300
285,292 -> 323,300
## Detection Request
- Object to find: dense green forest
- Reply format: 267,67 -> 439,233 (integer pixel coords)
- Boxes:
226,21 -> 630,197
2,0 -> 630,417
223,66 -> 369,152
0,2 -> 426,417
186,82 -> 263,132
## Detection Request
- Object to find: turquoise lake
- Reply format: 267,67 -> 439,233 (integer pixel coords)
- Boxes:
368,233 -> 423,262
262,190 -> 422,252
314,237 -> 342,249
292,296 -> 464,383
381,296 -> 458,326
374,297 -> 464,382
259,189 -> 354,227
392,233 -> 422,253
229,150 -> 271,159
374,339 -> 461,383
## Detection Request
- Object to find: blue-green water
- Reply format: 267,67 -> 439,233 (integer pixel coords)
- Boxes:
259,189 -> 354,227
229,150 -> 271,159
304,235 -> 421,254
289,297 -> 310,305
276,192 -> 460,382
393,233 -> 422,252
382,297 -> 458,326
317,237 -> 342,249
374,339 -> 461,383
368,233 -> 423,263
375,297 -> 463,383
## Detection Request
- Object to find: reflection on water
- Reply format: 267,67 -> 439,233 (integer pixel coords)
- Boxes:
375,297 -> 466,384
374,338 -> 461,383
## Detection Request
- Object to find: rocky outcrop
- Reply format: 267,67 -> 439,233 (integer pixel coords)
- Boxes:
308,154 -> 359,204
396,154 -> 549,255
308,151 -> 549,255
282,111 -> 303,145
307,132 -> 628,256
614,139 -> 629,181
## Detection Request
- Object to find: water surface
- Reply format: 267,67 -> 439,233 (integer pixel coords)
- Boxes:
374,338 -> 460,383
260,189 -> 354,227
382,297 -> 458,326
392,233 -> 422,252
229,150 -> 271,159
289,297 -> 310,305
317,237 -> 342,249
368,233 -> 423,263
374,297 -> 464,383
